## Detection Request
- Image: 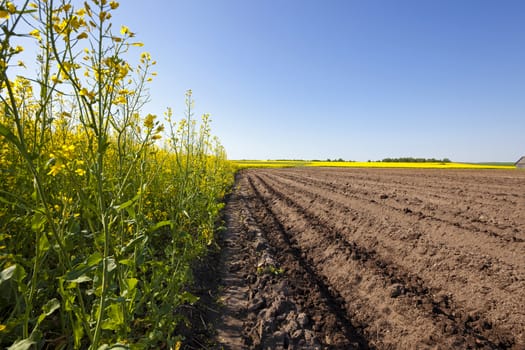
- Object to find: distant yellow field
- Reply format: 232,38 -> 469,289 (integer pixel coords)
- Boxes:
233,160 -> 308,168
232,160 -> 516,170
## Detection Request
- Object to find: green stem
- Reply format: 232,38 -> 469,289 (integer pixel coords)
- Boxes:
91,2 -> 111,347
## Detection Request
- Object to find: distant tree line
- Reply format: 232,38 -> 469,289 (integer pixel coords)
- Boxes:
380,157 -> 451,163
321,158 -> 347,162
306,158 -> 352,162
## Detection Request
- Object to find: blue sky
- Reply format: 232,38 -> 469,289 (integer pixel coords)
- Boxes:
114,1 -> 524,162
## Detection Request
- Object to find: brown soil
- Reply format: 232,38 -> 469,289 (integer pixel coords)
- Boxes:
212,168 -> 525,349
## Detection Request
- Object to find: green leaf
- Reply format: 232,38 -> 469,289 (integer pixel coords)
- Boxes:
125,206 -> 136,220
178,291 -> 199,305
0,266 -> 17,304
98,344 -> 130,350
87,251 -> 103,266
113,193 -> 140,212
0,123 -> 21,149
68,275 -> 92,284
0,265 -> 16,282
118,258 -> 133,266
120,235 -> 146,254
0,195 -> 11,206
65,252 -> 102,282
126,278 -> 138,292
0,193 -> 27,209
37,233 -> 50,257
107,257 -> 117,273
65,266 -> 91,282
147,220 -> 173,233
0,264 -> 26,284
8,339 -> 36,350
72,316 -> 84,348
37,298 -> 61,325
42,298 -> 60,316
101,304 -> 124,330
122,277 -> 139,298
31,210 -> 47,233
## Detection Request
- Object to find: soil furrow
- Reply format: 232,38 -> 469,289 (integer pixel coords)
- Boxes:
211,168 -> 525,349
272,170 -> 525,273
251,171 -> 515,349
299,168 -> 524,203
215,173 -> 366,349
246,175 -> 370,349
276,170 -> 525,242
265,170 -> 525,275
257,169 -> 525,344
283,168 -> 525,229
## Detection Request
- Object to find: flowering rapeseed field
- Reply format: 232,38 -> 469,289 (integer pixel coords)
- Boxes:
0,1 -> 233,348
233,160 -> 515,170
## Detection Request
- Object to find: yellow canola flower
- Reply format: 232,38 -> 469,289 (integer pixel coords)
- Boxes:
0,10 -> 9,19
60,194 -> 73,205
113,95 -> 126,104
143,114 -> 156,128
120,25 -> 129,35
75,168 -> 86,176
118,63 -> 130,77
53,19 -> 67,34
47,162 -> 65,176
100,11 -> 111,21
7,2 -> 15,13
69,15 -> 86,31
61,144 -> 75,160
140,52 -> 151,61
0,324 -> 6,332
51,74 -> 61,84
29,29 -> 41,40
110,1 -> 119,10
79,88 -> 95,101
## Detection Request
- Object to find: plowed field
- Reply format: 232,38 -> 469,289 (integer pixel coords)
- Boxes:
214,168 -> 525,349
